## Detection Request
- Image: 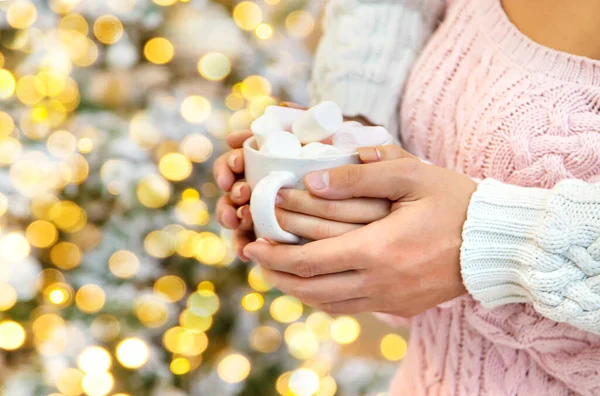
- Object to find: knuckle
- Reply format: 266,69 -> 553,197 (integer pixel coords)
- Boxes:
294,250 -> 315,278
337,165 -> 363,188
313,222 -> 332,240
322,200 -> 339,218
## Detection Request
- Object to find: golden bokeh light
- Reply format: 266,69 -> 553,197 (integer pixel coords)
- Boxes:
144,229 -> 176,258
170,357 -> 191,375
0,321 -> 26,350
163,326 -> 208,356
0,69 -> 17,100
249,325 -> 281,353
187,289 -> 220,317
59,13 -> 89,35
159,152 -> 192,181
44,282 -> 74,307
249,95 -> 277,118
26,220 -> 58,248
285,10 -> 315,38
48,200 -> 87,232
194,233 -> 227,265
198,52 -> 231,81
225,93 -> 244,110
116,338 -> 150,369
81,371 -> 114,396
180,95 -> 211,124
180,133 -> 213,163
134,294 -> 169,328
56,368 -> 84,396
144,37 -> 175,65
217,353 -> 251,383
77,137 -> 94,153
175,199 -> 209,226
255,23 -> 273,40
0,137 -> 22,165
306,312 -> 332,341
0,112 -> 15,137
181,188 -> 199,201
276,372 -> 292,396
0,232 -> 31,262
289,368 -> 320,396
284,323 -> 318,360
136,174 -> 171,208
242,292 -> 264,312
233,1 -> 262,31
153,0 -> 177,5
7,0 -> 38,29
330,316 -> 360,345
0,193 -> 7,217
154,275 -> 186,302
270,295 -> 303,323
78,346 -> 112,373
241,75 -> 271,99
0,283 -> 17,311
248,265 -> 273,292
180,308 -> 212,332
50,241 -> 82,270
380,333 -> 408,361
108,250 -> 140,279
94,15 -> 123,45
15,75 -> 45,105
76,284 -> 106,313
318,376 -> 338,396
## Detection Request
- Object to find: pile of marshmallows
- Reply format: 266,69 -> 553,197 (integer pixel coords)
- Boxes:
252,101 -> 393,158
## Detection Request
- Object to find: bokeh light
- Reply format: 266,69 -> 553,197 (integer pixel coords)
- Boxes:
330,316 -> 360,345
198,52 -> 231,81
180,95 -> 211,124
217,353 -> 251,383
109,250 -> 140,279
78,346 -> 112,373
93,15 -> 123,44
76,284 -> 106,313
270,295 -> 303,323
144,38 -> 175,65
233,2 -> 262,31
380,333 -> 408,361
0,321 -> 26,350
116,338 -> 150,369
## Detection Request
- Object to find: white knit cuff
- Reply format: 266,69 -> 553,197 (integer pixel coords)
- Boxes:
460,179 -> 551,307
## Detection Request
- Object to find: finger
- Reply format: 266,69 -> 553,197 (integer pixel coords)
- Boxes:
213,149 -> 243,192
233,229 -> 254,262
243,233 -> 365,277
303,159 -> 423,201
230,181 -> 250,205
226,130 -> 253,149
275,208 -> 361,240
216,195 -> 240,229
260,267 -> 365,305
318,297 -> 373,315
276,189 -> 390,223
236,205 -> 253,231
358,145 -> 417,163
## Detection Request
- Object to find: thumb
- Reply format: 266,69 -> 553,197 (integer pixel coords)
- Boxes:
358,145 -> 418,163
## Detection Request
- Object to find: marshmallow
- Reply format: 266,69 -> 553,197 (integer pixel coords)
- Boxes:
332,125 -> 394,153
300,142 -> 343,158
251,114 -> 283,147
259,131 -> 302,158
292,101 -> 343,144
263,106 -> 305,131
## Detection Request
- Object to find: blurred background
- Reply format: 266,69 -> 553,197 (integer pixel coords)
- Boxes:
0,0 -> 408,395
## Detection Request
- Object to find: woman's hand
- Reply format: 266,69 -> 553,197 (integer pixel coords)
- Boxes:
243,146 -> 478,317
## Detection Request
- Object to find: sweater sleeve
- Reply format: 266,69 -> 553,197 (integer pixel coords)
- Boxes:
461,178 -> 600,334
309,0 -> 445,138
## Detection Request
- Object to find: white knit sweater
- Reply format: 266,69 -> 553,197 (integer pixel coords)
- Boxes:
310,0 -> 600,334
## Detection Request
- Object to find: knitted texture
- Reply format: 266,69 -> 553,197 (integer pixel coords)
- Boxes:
462,179 -> 600,333
312,0 -> 600,394
395,0 -> 600,394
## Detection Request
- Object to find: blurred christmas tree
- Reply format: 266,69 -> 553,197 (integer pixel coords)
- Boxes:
0,0 -> 400,395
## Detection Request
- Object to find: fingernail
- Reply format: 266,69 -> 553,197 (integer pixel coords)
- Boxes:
231,184 -> 241,199
305,171 -> 328,190
236,206 -> 245,219
359,147 -> 382,163
275,193 -> 283,206
228,154 -> 238,169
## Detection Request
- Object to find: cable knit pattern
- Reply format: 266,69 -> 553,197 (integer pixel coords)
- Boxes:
462,179 -> 600,333
312,0 -> 600,394
309,0 -> 444,137
393,0 -> 600,394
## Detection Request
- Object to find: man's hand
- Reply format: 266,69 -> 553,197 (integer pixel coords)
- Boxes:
243,147 -> 477,317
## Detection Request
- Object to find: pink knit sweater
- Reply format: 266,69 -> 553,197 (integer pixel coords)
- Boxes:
390,0 -> 600,394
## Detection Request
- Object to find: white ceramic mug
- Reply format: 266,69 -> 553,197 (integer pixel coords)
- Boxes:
243,136 -> 360,244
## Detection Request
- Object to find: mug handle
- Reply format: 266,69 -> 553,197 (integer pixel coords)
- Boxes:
250,171 -> 301,244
